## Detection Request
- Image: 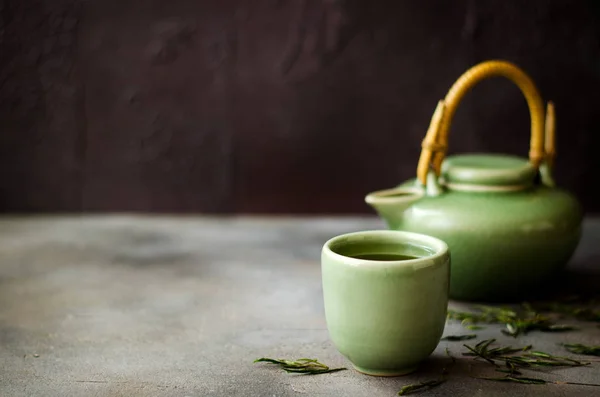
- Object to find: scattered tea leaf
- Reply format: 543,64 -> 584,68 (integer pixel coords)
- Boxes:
535,303 -> 600,322
556,381 -> 600,387
458,337 -> 600,389
254,357 -> 346,375
462,339 -> 589,369
478,375 -> 547,384
448,306 -> 515,324
398,349 -> 455,395
441,334 -> 477,341
482,376 -> 600,388
495,362 -> 522,376
545,325 -> 579,332
397,379 -> 445,395
448,304 -> 576,337
562,343 -> 600,357
501,318 -> 576,338
519,353 -> 586,367
463,339 -> 497,366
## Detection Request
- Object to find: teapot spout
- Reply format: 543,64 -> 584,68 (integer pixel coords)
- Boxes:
365,187 -> 424,227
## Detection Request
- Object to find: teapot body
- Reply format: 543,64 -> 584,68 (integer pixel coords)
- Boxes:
366,60 -> 586,302
388,181 -> 582,301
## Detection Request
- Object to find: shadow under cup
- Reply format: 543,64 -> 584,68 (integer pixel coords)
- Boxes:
321,230 -> 450,377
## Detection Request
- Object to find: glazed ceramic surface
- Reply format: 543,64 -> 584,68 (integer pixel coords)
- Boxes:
365,60 -> 583,302
367,155 -> 582,301
321,230 -> 450,376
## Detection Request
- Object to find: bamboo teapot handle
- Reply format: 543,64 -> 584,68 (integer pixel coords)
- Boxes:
416,60 -> 556,185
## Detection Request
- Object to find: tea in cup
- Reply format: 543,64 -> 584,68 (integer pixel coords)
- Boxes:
321,230 -> 450,376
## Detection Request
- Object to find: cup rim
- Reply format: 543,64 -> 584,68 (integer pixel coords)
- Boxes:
322,229 -> 449,268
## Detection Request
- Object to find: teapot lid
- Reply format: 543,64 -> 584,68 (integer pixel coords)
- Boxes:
441,154 -> 537,188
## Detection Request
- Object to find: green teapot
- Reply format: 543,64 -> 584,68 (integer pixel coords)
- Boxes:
365,60 -> 583,302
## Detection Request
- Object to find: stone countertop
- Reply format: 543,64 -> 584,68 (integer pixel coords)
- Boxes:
0,215 -> 599,397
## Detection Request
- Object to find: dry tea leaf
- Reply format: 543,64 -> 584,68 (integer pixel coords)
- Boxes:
562,343 -> 600,357
397,379 -> 445,395
441,334 -> 477,341
254,357 -> 346,375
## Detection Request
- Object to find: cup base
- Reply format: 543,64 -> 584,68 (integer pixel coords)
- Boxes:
352,364 -> 418,377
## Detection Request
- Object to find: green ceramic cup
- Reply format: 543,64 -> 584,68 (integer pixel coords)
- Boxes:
321,230 -> 450,376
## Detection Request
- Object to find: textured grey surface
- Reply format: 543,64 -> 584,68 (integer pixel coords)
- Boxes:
0,215 -> 599,397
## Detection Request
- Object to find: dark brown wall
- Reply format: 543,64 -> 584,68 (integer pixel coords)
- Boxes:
1,0 -> 600,214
